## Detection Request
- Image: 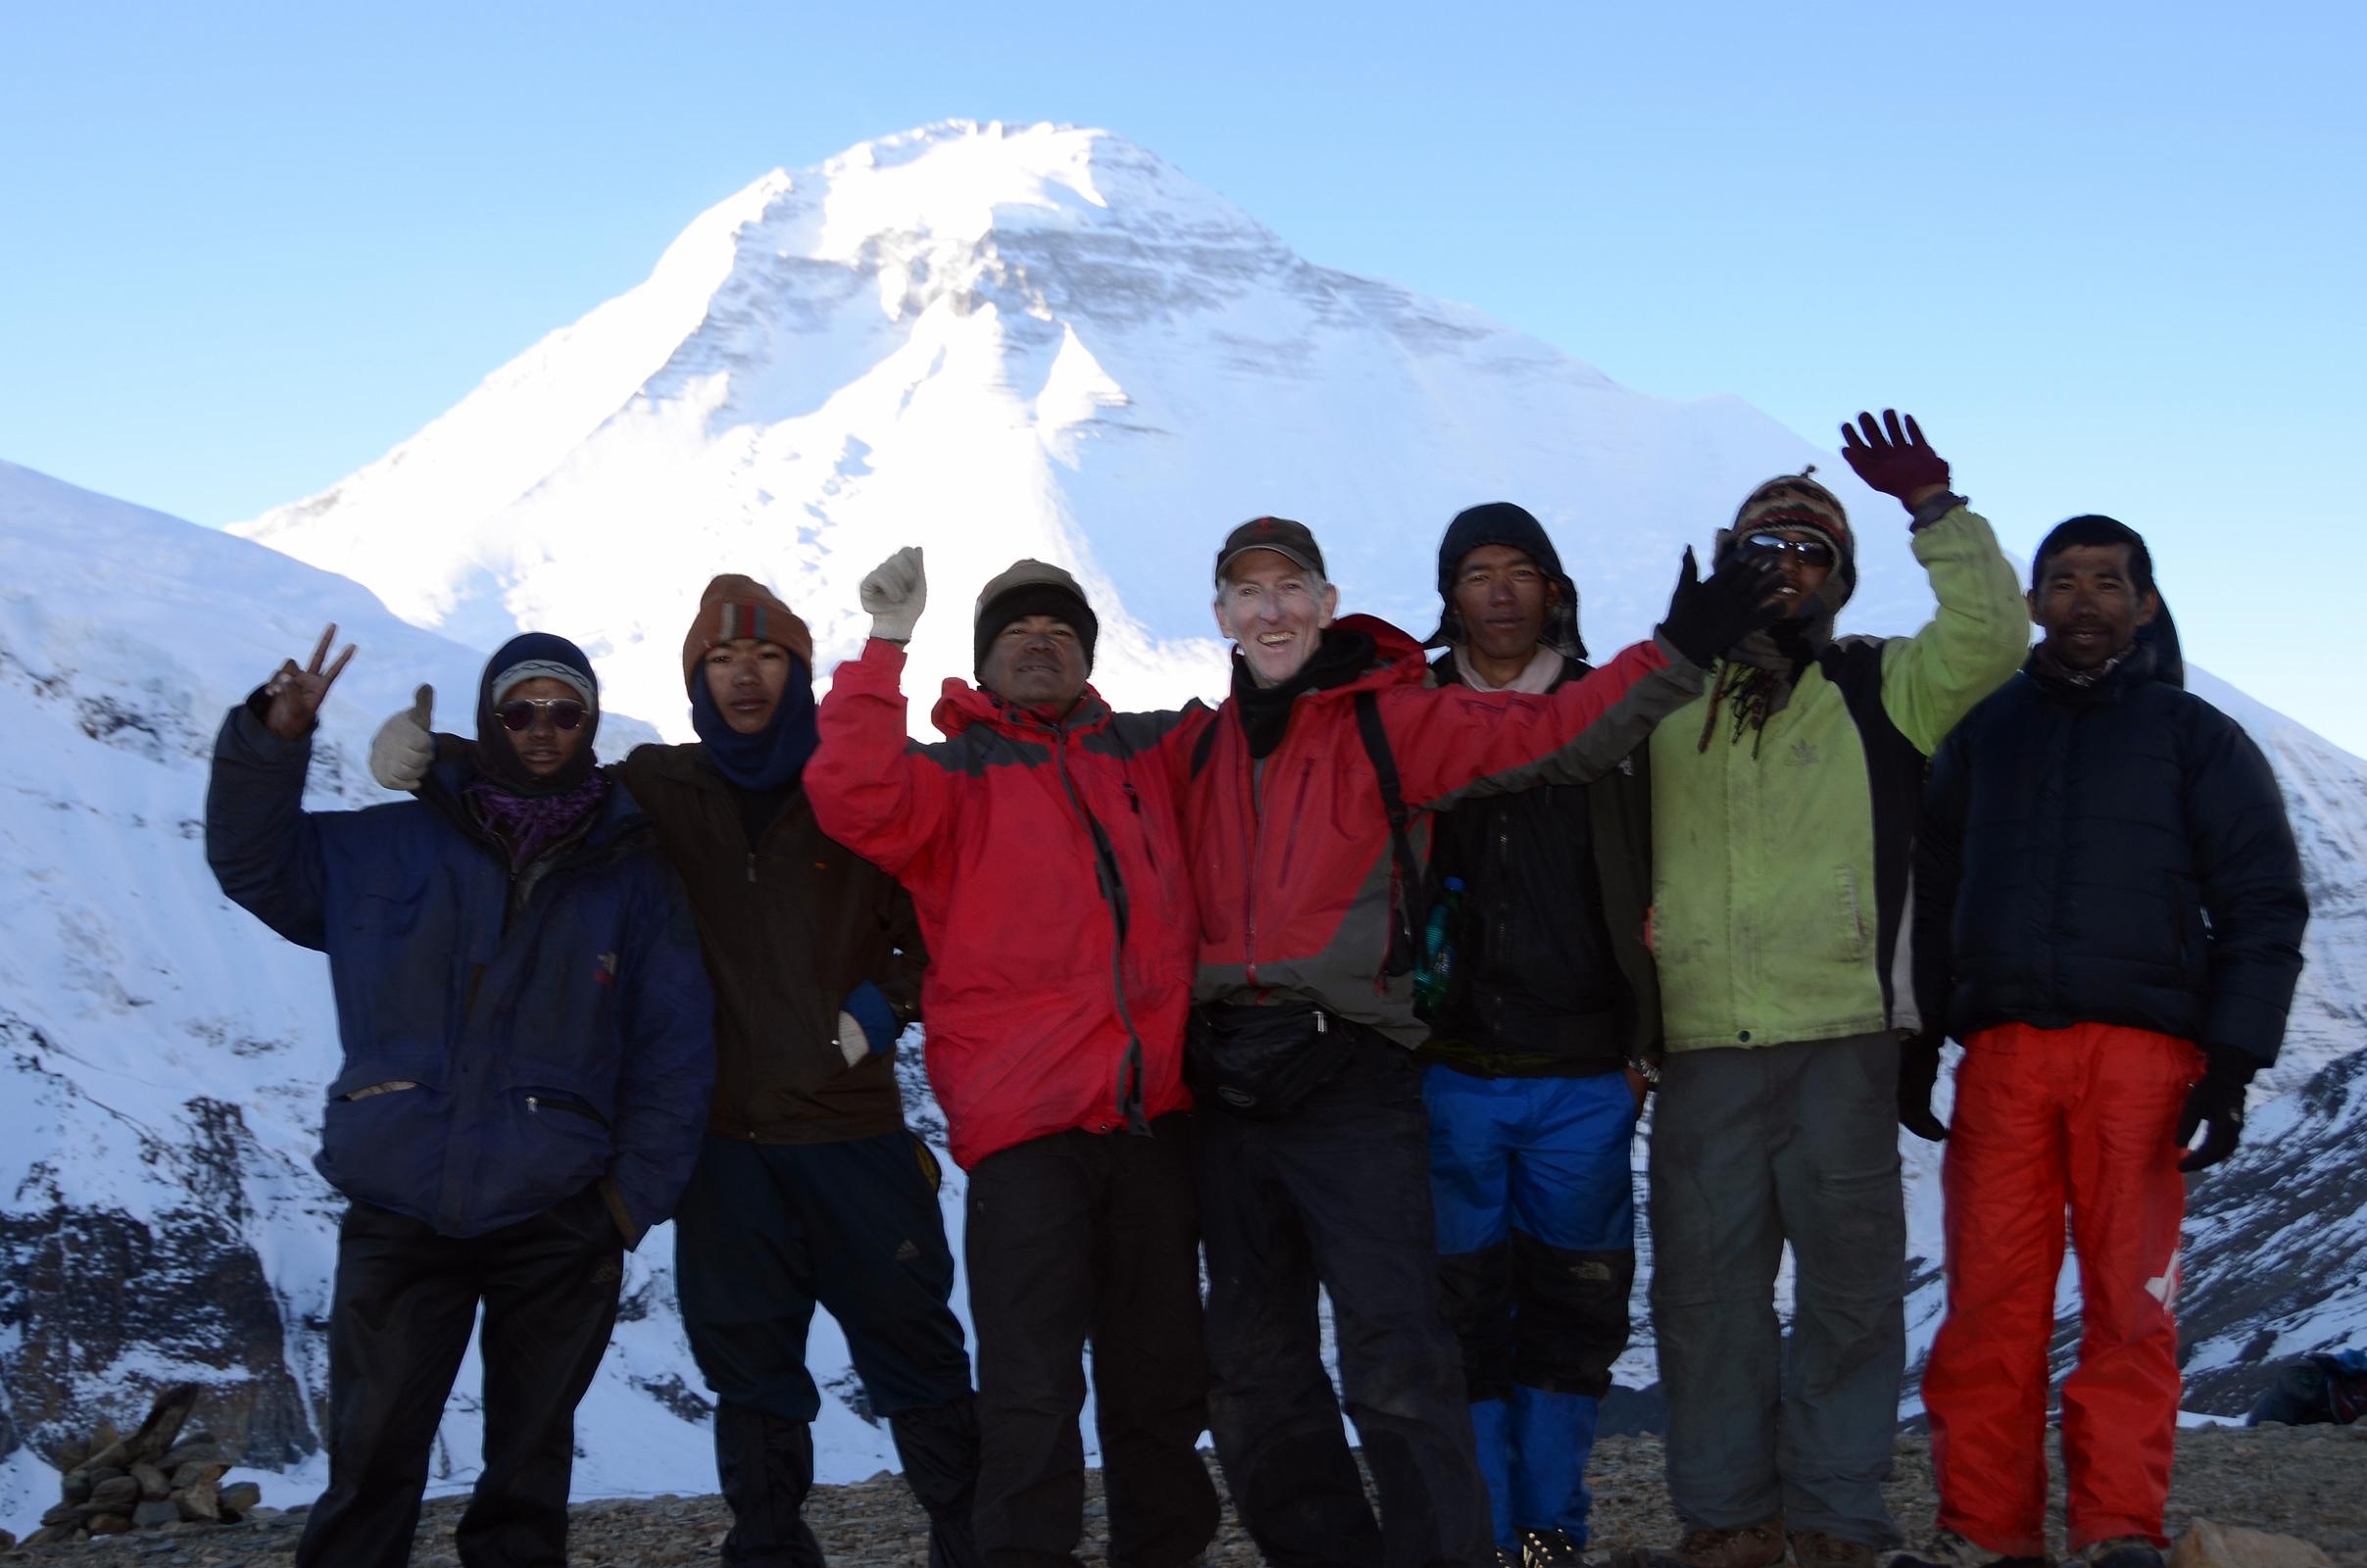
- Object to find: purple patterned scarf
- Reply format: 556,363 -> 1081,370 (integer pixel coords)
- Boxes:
464,771 -> 610,870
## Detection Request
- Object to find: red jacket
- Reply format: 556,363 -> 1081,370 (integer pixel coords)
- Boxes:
808,639 -> 1203,1168
1179,615 -> 1702,1047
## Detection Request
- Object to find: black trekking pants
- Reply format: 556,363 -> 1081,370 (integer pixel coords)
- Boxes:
674,1130 -> 981,1568
963,1114 -> 1217,1568
1195,1046 -> 1494,1568
295,1188 -> 622,1568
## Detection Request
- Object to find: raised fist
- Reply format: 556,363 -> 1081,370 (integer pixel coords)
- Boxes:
861,546 -> 927,643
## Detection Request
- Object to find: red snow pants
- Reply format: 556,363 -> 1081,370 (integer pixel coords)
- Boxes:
1921,1022 -> 2201,1557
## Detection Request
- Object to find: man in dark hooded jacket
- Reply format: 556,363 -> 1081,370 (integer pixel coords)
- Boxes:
370,578 -> 978,1568
1418,504 -> 1659,1567
208,626 -> 715,1568
1902,517 -> 2306,1568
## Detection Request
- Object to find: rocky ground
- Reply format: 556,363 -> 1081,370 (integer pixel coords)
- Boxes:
5,1423 -> 2362,1565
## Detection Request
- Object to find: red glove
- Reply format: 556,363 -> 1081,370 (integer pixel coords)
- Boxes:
1839,409 -> 1950,503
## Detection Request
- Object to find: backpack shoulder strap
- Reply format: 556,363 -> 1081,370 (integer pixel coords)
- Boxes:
1189,715 -> 1222,780
1354,690 -> 1425,975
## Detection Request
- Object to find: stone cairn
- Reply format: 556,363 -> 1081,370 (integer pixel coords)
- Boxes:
16,1382 -> 265,1546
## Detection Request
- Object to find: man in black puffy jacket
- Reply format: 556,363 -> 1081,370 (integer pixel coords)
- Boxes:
1418,504 -> 1658,1568
1905,515 -> 2308,1568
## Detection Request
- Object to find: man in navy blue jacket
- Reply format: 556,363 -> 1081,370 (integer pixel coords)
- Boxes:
1905,518 -> 2306,1568
207,625 -> 715,1568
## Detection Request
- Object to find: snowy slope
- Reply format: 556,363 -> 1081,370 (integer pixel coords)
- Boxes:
0,460 -> 710,1538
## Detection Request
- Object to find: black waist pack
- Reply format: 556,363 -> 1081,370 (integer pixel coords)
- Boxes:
1187,1002 -> 1366,1120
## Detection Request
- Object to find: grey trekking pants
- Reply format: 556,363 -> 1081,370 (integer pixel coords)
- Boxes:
1648,1034 -> 1906,1548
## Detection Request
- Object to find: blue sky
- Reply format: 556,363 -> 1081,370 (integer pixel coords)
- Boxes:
4,0 -> 2359,752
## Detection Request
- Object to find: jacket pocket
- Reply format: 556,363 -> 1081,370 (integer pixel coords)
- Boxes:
317,1080 -> 445,1213
521,1088 -> 611,1128
1835,866 -> 1870,962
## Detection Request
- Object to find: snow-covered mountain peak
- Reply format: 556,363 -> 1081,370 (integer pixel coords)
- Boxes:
224,123 -> 1844,741
788,121 -> 1262,253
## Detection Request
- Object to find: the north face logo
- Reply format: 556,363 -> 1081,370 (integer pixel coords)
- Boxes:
590,1259 -> 621,1285
895,1240 -> 921,1262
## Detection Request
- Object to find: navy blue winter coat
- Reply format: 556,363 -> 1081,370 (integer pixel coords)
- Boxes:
1913,642 -> 2307,1067
205,704 -> 715,1243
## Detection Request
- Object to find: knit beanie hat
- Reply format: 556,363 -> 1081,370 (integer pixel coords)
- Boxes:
681,574 -> 814,694
1423,501 -> 1585,659
475,631 -> 601,797
973,560 -> 1099,677
1716,468 -> 1857,611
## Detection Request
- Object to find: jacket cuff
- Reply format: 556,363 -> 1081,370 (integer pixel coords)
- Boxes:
842,981 -> 901,1054
598,1174 -> 645,1250
2203,1043 -> 2260,1085
1907,491 -> 1970,533
231,696 -> 316,759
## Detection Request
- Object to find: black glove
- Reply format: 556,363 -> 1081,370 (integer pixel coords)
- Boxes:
1657,548 -> 1784,667
2176,1046 -> 2254,1172
1899,1035 -> 1947,1142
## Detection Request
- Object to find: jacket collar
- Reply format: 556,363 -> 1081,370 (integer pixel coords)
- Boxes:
1434,645 -> 1584,695
420,750 -> 648,848
2026,637 -> 2159,703
1289,613 -> 1429,702
931,678 -> 1114,740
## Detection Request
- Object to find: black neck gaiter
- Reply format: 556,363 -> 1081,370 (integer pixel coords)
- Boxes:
1230,626 -> 1378,760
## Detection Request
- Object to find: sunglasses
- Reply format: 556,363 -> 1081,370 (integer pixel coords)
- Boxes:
497,698 -> 588,733
1742,532 -> 1836,566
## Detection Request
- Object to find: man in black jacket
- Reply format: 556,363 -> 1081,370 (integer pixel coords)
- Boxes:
1904,516 -> 2308,1568
1419,504 -> 1658,1568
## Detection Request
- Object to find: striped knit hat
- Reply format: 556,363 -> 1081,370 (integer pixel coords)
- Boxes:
1715,467 -> 1856,607
682,574 -> 814,693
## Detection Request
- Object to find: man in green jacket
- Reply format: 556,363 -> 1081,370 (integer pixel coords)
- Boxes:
1630,413 -> 2027,1568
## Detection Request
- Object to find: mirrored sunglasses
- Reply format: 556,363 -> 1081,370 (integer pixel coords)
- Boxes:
1742,532 -> 1836,566
497,698 -> 588,732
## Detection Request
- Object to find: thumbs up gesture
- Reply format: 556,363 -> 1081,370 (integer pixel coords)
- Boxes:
369,684 -> 437,792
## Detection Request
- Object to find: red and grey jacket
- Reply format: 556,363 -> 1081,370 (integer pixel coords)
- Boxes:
1179,615 -> 1704,1048
807,639 -> 1203,1169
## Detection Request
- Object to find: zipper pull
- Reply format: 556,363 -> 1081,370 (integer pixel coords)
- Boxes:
746,851 -> 758,884
526,1096 -> 540,1114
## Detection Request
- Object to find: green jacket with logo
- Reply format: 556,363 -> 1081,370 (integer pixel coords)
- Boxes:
1648,506 -> 2027,1053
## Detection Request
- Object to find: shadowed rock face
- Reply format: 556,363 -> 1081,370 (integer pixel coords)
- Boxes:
0,1203 -> 319,1469
2177,1048 -> 2367,1413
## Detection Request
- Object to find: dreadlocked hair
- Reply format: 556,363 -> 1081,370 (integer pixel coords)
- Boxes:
1696,660 -> 1783,758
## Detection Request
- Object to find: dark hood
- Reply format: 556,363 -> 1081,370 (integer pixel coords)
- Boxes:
1424,502 -> 1586,660
474,631 -> 601,798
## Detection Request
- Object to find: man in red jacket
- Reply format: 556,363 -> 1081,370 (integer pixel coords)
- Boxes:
1177,518 -> 1775,1568
806,553 -> 1216,1568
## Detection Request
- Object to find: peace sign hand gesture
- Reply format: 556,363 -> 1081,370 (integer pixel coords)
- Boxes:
261,624 -> 358,740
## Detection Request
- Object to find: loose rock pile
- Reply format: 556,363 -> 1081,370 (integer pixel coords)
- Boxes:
15,1383 -> 264,1547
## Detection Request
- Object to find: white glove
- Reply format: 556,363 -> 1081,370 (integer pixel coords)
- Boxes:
369,685 -> 436,792
860,546 -> 927,643
836,1010 -> 869,1068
